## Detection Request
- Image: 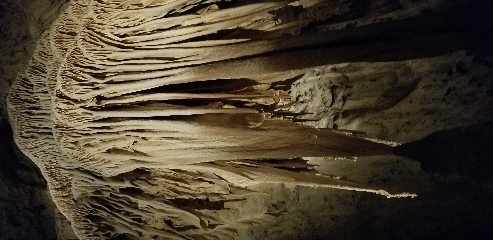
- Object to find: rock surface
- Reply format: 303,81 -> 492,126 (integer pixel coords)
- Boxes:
0,119 -> 57,240
1,0 -> 492,240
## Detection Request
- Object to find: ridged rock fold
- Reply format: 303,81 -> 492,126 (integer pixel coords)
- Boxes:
7,0 -> 416,239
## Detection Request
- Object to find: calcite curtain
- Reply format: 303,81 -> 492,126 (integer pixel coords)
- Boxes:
7,0 -> 416,239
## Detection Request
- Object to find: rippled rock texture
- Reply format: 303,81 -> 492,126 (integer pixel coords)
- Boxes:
2,0 -> 493,239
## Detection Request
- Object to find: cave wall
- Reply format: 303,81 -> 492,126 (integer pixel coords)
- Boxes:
0,119 -> 57,239
0,0 -> 76,239
0,0 -> 492,240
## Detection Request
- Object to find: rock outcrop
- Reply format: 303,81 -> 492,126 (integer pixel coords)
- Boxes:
3,0 -> 493,239
4,0 -> 433,239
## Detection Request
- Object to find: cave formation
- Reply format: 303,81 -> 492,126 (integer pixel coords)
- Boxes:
1,0 -> 493,239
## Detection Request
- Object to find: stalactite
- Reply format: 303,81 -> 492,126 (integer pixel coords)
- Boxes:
7,0 -> 417,239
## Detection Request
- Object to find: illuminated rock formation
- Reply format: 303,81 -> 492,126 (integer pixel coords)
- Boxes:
7,0 -> 422,239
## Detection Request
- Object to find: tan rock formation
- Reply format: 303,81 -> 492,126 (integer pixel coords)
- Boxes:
6,0 -> 431,239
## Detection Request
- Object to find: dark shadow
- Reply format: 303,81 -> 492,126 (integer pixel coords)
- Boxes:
395,122 -> 493,183
0,119 -> 57,239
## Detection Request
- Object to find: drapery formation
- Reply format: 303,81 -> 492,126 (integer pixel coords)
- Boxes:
7,0 -> 416,239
